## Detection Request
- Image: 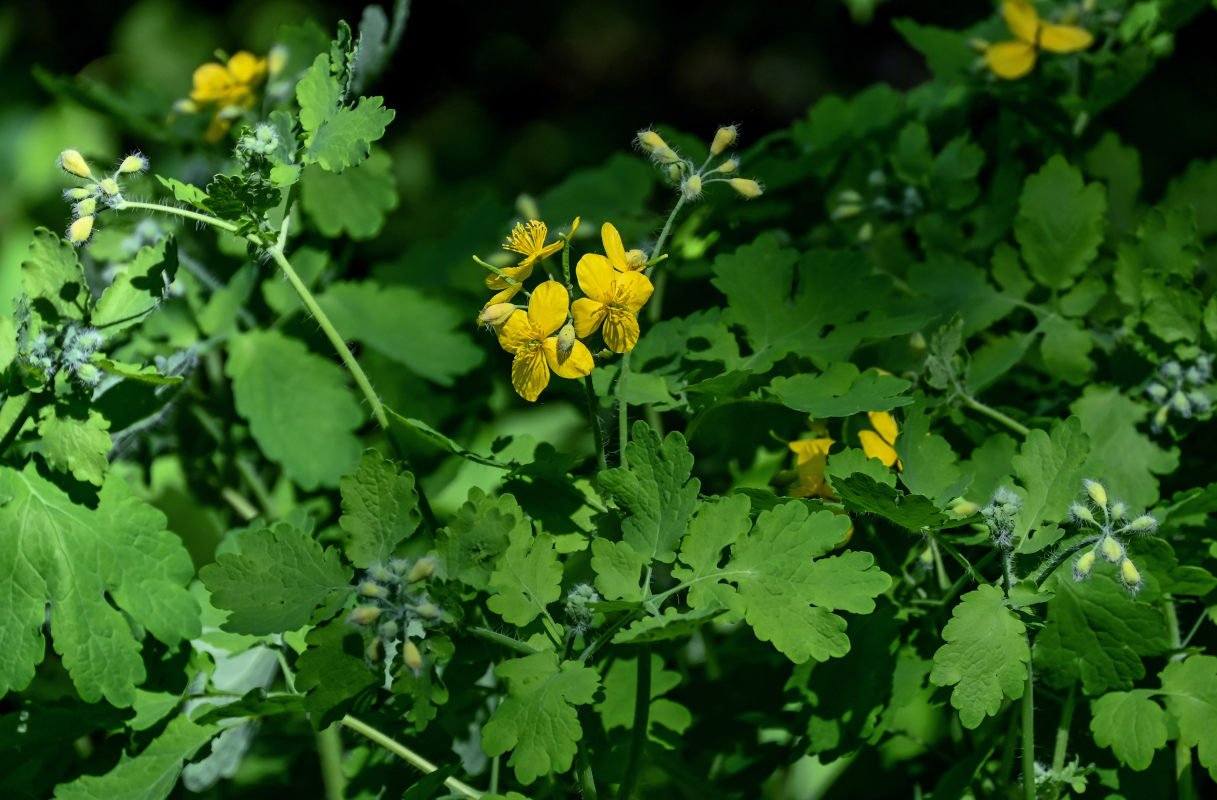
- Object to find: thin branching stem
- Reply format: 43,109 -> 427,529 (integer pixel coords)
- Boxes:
340,714 -> 483,798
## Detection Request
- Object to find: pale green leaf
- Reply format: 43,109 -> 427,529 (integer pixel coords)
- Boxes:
91,239 -> 177,333
929,585 -> 1029,729
481,652 -> 599,785
37,404 -> 112,486
1090,690 -> 1168,770
590,539 -> 647,602
22,227 -> 87,322
226,329 -> 364,490
672,494 -> 752,615
200,522 -> 351,635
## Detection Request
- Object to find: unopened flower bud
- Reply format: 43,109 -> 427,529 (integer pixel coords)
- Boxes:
1161,361 -> 1182,379
651,146 -> 680,165
1146,382 -> 1168,401
951,500 -> 980,517
408,556 -> 436,583
64,187 -> 94,201
403,640 -> 424,675
832,203 -> 863,221
358,581 -> 388,598
1100,536 -> 1125,562
666,163 -> 685,182
856,222 -> 873,243
838,189 -> 864,205
909,331 -> 927,353
1188,390 -> 1211,414
389,558 -> 410,575
710,125 -> 738,155
729,178 -> 763,199
1085,480 -> 1108,508
867,169 -> 887,188
98,178 -> 120,197
1170,390 -> 1191,415
117,154 -> 148,174
480,302 -> 516,328
75,362 -> 101,386
555,323 -> 577,365
58,149 -> 92,178
268,45 -> 288,76
1119,558 -> 1142,591
378,620 -> 399,639
74,198 -> 97,217
368,565 -> 393,583
716,158 -> 738,174
1153,405 -> 1170,430
636,130 -> 668,153
1070,503 -> 1094,524
625,249 -> 647,269
348,605 -> 382,625
68,216 -> 94,246
1074,549 -> 1096,580
1126,515 -> 1158,534
1185,366 -> 1204,385
1110,501 -> 1127,520
416,603 -> 441,619
681,174 -> 703,199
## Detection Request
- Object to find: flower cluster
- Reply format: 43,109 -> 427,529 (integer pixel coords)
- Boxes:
175,50 -> 274,141
347,557 -> 443,677
1069,480 -> 1156,595
829,170 -> 924,244
478,218 -> 654,402
57,149 -> 148,246
1146,354 -> 1213,432
635,126 -> 763,202
981,487 -> 1022,548
15,307 -> 106,388
981,0 -> 1093,80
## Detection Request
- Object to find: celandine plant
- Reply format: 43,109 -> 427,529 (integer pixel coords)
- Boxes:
1,1 -> 1216,799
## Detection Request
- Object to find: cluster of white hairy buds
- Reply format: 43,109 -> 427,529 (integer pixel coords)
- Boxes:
347,556 -> 441,677
1069,480 -> 1155,595
1146,354 -> 1213,432
981,486 -> 1022,548
634,126 -> 763,202
829,169 -> 924,244
58,149 -> 148,246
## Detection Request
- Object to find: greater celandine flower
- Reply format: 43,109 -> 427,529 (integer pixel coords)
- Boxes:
184,51 -> 269,140
985,0 -> 1092,80
859,411 -> 903,470
497,281 -> 593,401
571,224 -> 654,353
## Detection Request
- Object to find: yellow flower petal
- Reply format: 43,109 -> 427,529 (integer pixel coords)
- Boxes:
616,270 -> 655,313
576,253 -> 615,302
497,310 -> 533,354
502,220 -> 563,267
485,261 -> 534,291
544,338 -> 595,378
1038,21 -> 1093,53
602,308 -> 641,353
528,281 -> 570,338
227,51 -> 267,85
986,40 -> 1038,79
868,411 -> 899,446
1002,0 -> 1040,44
572,296 -> 607,338
191,63 -> 233,102
789,437 -> 834,465
859,430 -> 899,468
511,345 -> 551,401
485,282 -> 524,308
601,222 -> 629,271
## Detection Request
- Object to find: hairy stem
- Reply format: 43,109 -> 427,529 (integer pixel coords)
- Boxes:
618,647 -> 652,800
1166,598 -> 1196,800
617,351 -> 631,468
959,392 -> 1031,437
1022,649 -> 1036,800
340,714 -> 482,798
316,726 -> 346,800
0,392 -> 37,458
113,199 -> 244,234
1048,683 -> 1075,799
577,709 -> 601,800
584,376 -> 607,470
468,626 -> 539,655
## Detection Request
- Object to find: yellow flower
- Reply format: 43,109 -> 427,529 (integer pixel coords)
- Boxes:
985,0 -> 1093,80
187,51 -> 268,140
581,222 -> 647,273
859,411 -> 903,470
789,437 -> 836,500
498,281 -> 594,401
571,242 -> 655,353
488,220 -> 565,292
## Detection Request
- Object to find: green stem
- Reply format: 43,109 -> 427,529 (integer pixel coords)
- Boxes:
1165,598 -> 1185,661
1022,648 -> 1036,800
617,352 -> 631,468
933,535 -> 982,584
340,714 -> 482,798
1002,550 -> 1017,595
113,199 -> 244,234
1165,599 -> 1196,800
649,196 -> 686,265
929,539 -> 950,592
266,245 -> 389,431
1027,534 -> 1102,587
580,610 -> 640,663
236,457 -> 277,518
617,647 -> 652,800
0,392 -> 37,458
584,376 -> 607,471
220,487 -> 259,521
998,706 -> 1020,797
1048,683 -> 1075,800
468,626 -> 539,656
316,726 -> 346,800
577,710 -> 601,800
960,393 -> 1030,437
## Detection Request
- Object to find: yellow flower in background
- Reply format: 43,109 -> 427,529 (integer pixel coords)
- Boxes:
571,247 -> 654,353
789,437 -> 835,499
184,51 -> 268,140
985,0 -> 1093,80
497,281 -> 593,401
859,411 -> 903,470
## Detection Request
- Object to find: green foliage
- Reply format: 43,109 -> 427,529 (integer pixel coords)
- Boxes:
1015,156 -> 1108,290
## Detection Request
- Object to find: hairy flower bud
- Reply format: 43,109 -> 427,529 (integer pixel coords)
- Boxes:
1146,382 -> 1168,401
74,198 -> 97,218
951,500 -> 980,517
68,216 -> 95,246
1110,501 -> 1127,520
556,323 -> 577,365
681,174 -> 703,200
358,581 -> 388,598
1119,558 -> 1142,592
710,125 -> 738,155
636,129 -> 668,153
1084,480 -> 1108,508
625,249 -> 647,269
368,565 -> 393,583
58,149 -> 92,178
729,178 -> 763,199
378,620 -> 399,639
1100,536 -> 1125,562
1126,514 -> 1158,535
1070,503 -> 1094,525
408,556 -> 436,583
416,602 -> 441,619
651,146 -> 680,165
479,302 -> 516,328
64,187 -> 94,201
348,605 -> 382,625
403,640 -> 424,675
716,158 -> 739,174
98,178 -> 120,197
1074,549 -> 1096,580
117,153 -> 149,174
